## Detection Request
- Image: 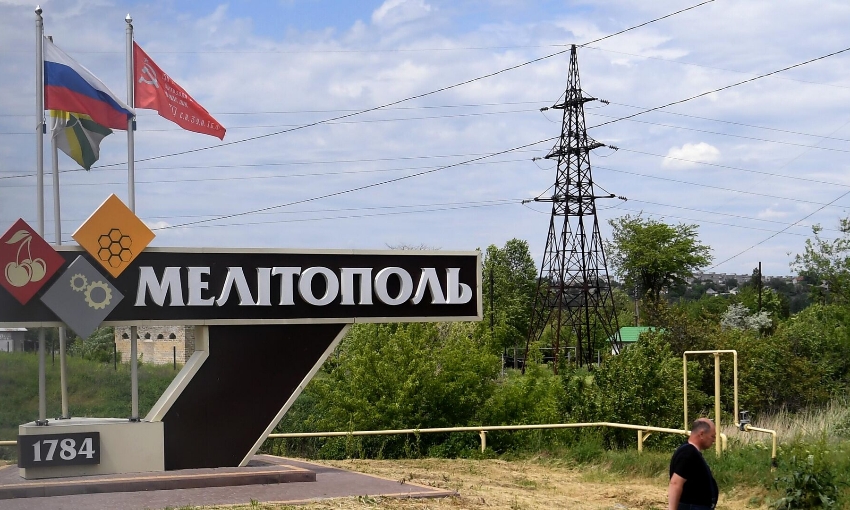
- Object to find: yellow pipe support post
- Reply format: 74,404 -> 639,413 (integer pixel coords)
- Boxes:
479,430 -> 487,453
637,430 -> 643,452
683,350 -> 740,459
683,354 -> 689,432
714,352 -> 721,457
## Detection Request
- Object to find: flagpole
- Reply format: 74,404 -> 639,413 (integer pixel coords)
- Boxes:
126,13 -> 140,422
35,5 -> 48,427
48,108 -> 70,420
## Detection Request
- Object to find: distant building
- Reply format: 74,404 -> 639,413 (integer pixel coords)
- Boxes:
113,326 -> 196,365
0,328 -> 26,352
610,326 -> 660,355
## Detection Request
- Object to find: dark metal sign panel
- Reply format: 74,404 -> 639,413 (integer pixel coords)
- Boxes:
0,248 -> 482,326
163,324 -> 344,470
17,432 -> 101,468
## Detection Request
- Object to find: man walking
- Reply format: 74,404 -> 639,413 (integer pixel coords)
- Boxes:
668,418 -> 718,510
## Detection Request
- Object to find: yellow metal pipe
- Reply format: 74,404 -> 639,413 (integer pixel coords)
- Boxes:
637,430 -> 643,452
479,430 -> 487,453
0,440 -> 15,446
744,425 -> 778,469
268,422 -> 690,439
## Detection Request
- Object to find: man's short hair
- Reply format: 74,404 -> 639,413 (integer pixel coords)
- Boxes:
691,418 -> 713,434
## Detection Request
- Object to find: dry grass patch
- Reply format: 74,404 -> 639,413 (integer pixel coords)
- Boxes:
721,399 -> 850,446
203,457 -> 769,510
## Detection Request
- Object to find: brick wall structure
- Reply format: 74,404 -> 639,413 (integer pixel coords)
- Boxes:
114,326 -> 195,365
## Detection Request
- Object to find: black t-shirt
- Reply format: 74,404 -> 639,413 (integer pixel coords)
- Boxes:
669,442 -> 718,505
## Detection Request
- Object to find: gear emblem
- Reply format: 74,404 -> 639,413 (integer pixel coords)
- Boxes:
84,281 -> 112,310
70,273 -> 88,292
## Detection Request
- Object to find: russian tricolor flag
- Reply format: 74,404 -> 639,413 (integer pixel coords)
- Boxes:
44,37 -> 133,130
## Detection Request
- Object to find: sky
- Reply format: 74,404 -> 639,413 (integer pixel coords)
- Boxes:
2,0 -> 850,278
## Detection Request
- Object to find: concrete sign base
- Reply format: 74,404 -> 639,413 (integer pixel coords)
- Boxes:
18,418 -> 163,479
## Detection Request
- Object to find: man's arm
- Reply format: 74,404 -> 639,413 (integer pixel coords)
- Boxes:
668,473 -> 686,510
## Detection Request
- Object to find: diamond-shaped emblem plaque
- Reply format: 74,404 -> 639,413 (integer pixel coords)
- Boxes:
40,256 -> 123,339
73,194 -> 155,278
0,218 -> 65,305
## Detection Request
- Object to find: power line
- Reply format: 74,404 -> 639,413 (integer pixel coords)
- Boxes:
81,1 -> 715,169
0,100 -> 549,118
601,206 -> 824,239
0,149 -> 541,179
626,199 -> 845,234
593,164 -> 850,210
1,198 -> 523,228
588,113 -> 850,154
0,156 -> 532,188
0,107 -> 538,135
612,147 -> 850,189
606,101 -> 850,144
587,45 -> 850,130
581,45 -> 850,91
708,189 -> 850,269
155,137 -> 557,230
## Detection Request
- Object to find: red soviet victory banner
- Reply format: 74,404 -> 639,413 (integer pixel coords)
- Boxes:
133,42 -> 226,140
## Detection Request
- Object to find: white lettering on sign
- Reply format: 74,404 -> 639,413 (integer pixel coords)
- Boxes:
136,267 -> 184,306
134,266 -> 473,307
340,268 -> 372,305
412,267 -> 446,305
447,268 -> 472,304
216,267 -> 256,306
374,267 -> 414,305
272,267 -> 301,305
187,267 -> 214,306
299,267 -> 339,306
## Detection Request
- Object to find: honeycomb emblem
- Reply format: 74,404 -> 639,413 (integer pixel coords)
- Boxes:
97,228 -> 132,269
72,194 -> 155,278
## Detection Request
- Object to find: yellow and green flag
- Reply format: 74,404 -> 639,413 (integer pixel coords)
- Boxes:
50,110 -> 112,170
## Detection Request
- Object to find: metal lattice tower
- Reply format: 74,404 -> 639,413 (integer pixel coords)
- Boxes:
524,45 -> 620,370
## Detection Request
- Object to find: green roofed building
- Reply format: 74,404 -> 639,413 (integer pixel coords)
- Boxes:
610,326 -> 661,354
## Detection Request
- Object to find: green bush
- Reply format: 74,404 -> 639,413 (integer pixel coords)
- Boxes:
772,451 -> 840,509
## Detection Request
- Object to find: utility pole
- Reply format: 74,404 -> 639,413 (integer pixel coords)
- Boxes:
524,45 -> 620,371
757,261 -> 762,313
634,283 -> 640,327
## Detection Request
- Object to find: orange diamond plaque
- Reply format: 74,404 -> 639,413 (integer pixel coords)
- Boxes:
73,194 -> 155,277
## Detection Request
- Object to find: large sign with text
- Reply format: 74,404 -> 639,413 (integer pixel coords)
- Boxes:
0,247 -> 481,326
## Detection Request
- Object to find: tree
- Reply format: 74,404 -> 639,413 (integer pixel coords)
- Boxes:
606,215 -> 712,302
480,239 -> 538,354
720,303 -> 772,332
791,219 -> 850,304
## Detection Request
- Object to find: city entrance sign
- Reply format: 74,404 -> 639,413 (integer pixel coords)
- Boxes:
1,196 -> 481,478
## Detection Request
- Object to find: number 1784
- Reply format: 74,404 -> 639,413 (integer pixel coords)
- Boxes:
31,437 -> 95,462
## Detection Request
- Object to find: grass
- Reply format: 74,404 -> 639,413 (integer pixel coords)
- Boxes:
0,351 -> 179,459
721,397 -> 850,445
145,453 -> 836,509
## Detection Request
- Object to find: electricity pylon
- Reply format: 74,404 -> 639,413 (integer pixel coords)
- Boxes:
524,44 -> 621,371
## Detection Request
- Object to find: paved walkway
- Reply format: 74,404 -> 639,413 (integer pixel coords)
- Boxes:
0,455 -> 455,509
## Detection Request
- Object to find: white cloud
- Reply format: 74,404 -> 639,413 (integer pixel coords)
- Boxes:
661,142 -> 721,169
2,0 -> 850,277
144,221 -> 172,230
756,206 -> 789,219
372,0 -> 432,27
